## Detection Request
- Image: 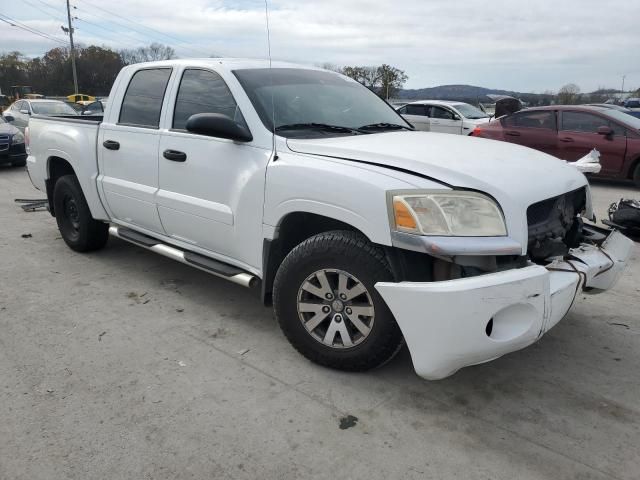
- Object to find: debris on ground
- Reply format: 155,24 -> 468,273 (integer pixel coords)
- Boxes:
237,348 -> 250,356
98,331 -> 107,341
339,415 -> 358,430
21,233 -> 32,238
14,198 -> 49,212
177,361 -> 187,367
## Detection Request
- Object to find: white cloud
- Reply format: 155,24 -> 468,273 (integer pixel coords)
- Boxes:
2,0 -> 639,91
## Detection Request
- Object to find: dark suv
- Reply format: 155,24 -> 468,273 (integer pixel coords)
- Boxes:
0,116 -> 27,167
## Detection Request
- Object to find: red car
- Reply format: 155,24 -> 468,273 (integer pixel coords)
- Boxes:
472,105 -> 640,186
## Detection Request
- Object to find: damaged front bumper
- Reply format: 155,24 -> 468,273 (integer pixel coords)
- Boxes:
375,230 -> 633,380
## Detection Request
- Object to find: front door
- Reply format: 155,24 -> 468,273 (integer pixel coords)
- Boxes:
157,68 -> 270,266
98,67 -> 173,234
558,110 -> 627,175
429,105 -> 463,134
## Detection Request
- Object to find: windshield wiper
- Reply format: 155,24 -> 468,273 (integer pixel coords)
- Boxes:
275,123 -> 361,134
357,122 -> 413,132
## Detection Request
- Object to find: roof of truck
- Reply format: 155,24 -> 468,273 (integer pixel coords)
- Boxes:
127,58 -> 319,72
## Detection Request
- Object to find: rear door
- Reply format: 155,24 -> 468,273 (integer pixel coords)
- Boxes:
558,110 -> 627,175
98,67 -> 173,233
398,104 -> 430,131
429,105 -> 463,134
500,110 -> 558,156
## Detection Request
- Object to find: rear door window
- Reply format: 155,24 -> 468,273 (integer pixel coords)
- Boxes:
561,111 -> 608,133
119,68 -> 172,128
504,111 -> 556,129
405,104 -> 427,116
430,106 -> 454,120
172,68 -> 246,130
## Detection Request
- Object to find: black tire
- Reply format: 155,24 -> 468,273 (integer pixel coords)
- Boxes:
633,163 -> 640,188
53,174 -> 109,252
273,230 -> 404,372
11,158 -> 27,167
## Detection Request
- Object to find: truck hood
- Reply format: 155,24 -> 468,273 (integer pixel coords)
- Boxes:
286,131 -> 588,209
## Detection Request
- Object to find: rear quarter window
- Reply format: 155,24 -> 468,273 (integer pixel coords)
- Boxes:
119,68 -> 172,128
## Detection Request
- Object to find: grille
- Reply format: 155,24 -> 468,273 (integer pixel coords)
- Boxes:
527,187 -> 586,245
0,134 -> 9,152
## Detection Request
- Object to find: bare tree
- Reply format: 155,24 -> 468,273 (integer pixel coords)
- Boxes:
119,43 -> 176,65
378,64 -> 408,100
557,83 -> 581,105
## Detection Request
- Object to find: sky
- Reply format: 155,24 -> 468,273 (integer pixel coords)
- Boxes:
1,0 -> 639,93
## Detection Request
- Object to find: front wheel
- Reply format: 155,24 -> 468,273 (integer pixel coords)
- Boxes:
53,174 -> 109,252
273,231 -> 404,372
633,163 -> 640,188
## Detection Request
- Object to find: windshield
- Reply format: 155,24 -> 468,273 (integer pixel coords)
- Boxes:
31,101 -> 78,116
453,103 -> 488,119
604,109 -> 640,130
233,68 -> 411,137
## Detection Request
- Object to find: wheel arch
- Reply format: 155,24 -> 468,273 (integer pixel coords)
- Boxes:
261,211 -> 372,305
46,156 -> 76,216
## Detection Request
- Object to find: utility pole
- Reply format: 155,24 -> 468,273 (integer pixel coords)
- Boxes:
621,75 -> 626,94
65,0 -> 78,94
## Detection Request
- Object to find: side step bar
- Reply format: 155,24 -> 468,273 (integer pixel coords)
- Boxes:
108,226 -> 258,288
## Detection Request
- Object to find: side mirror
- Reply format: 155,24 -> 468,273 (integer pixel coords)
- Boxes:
185,113 -> 252,142
4,114 -> 15,122
20,109 -> 30,115
452,114 -> 461,121
597,125 -> 613,138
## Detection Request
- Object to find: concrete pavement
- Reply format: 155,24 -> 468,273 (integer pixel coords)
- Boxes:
1,166 -> 639,480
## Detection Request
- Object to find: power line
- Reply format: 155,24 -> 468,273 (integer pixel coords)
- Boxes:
21,0 -> 68,23
76,0 -> 211,56
0,13 -> 68,45
74,17 -> 148,48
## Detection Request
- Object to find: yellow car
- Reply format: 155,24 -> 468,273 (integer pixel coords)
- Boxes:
67,94 -> 96,105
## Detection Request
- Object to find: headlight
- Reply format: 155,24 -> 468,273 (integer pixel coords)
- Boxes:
391,191 -> 507,236
11,132 -> 25,145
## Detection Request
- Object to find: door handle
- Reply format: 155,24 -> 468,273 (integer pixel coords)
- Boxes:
505,131 -> 521,137
163,149 -> 187,162
559,137 -> 574,143
103,140 -> 120,150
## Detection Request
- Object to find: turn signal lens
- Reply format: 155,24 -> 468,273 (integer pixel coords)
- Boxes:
393,198 -> 418,231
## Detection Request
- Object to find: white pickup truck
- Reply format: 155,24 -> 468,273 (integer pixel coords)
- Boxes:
26,59 -> 633,380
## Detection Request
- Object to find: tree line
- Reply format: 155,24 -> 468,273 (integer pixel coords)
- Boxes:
321,63 -> 409,99
0,43 -> 176,97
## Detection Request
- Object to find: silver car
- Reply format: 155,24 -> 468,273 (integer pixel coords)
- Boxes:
2,99 -> 78,131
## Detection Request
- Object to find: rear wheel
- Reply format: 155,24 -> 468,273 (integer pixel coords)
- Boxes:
53,174 -> 109,252
273,231 -> 404,372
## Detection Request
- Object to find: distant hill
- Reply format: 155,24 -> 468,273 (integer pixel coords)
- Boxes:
399,84 -> 537,102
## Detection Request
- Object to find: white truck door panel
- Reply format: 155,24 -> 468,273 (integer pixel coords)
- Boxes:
157,68 -> 270,267
97,67 -> 173,234
99,127 -> 164,232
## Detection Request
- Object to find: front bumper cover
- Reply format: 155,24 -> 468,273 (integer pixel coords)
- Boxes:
375,230 -> 633,380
